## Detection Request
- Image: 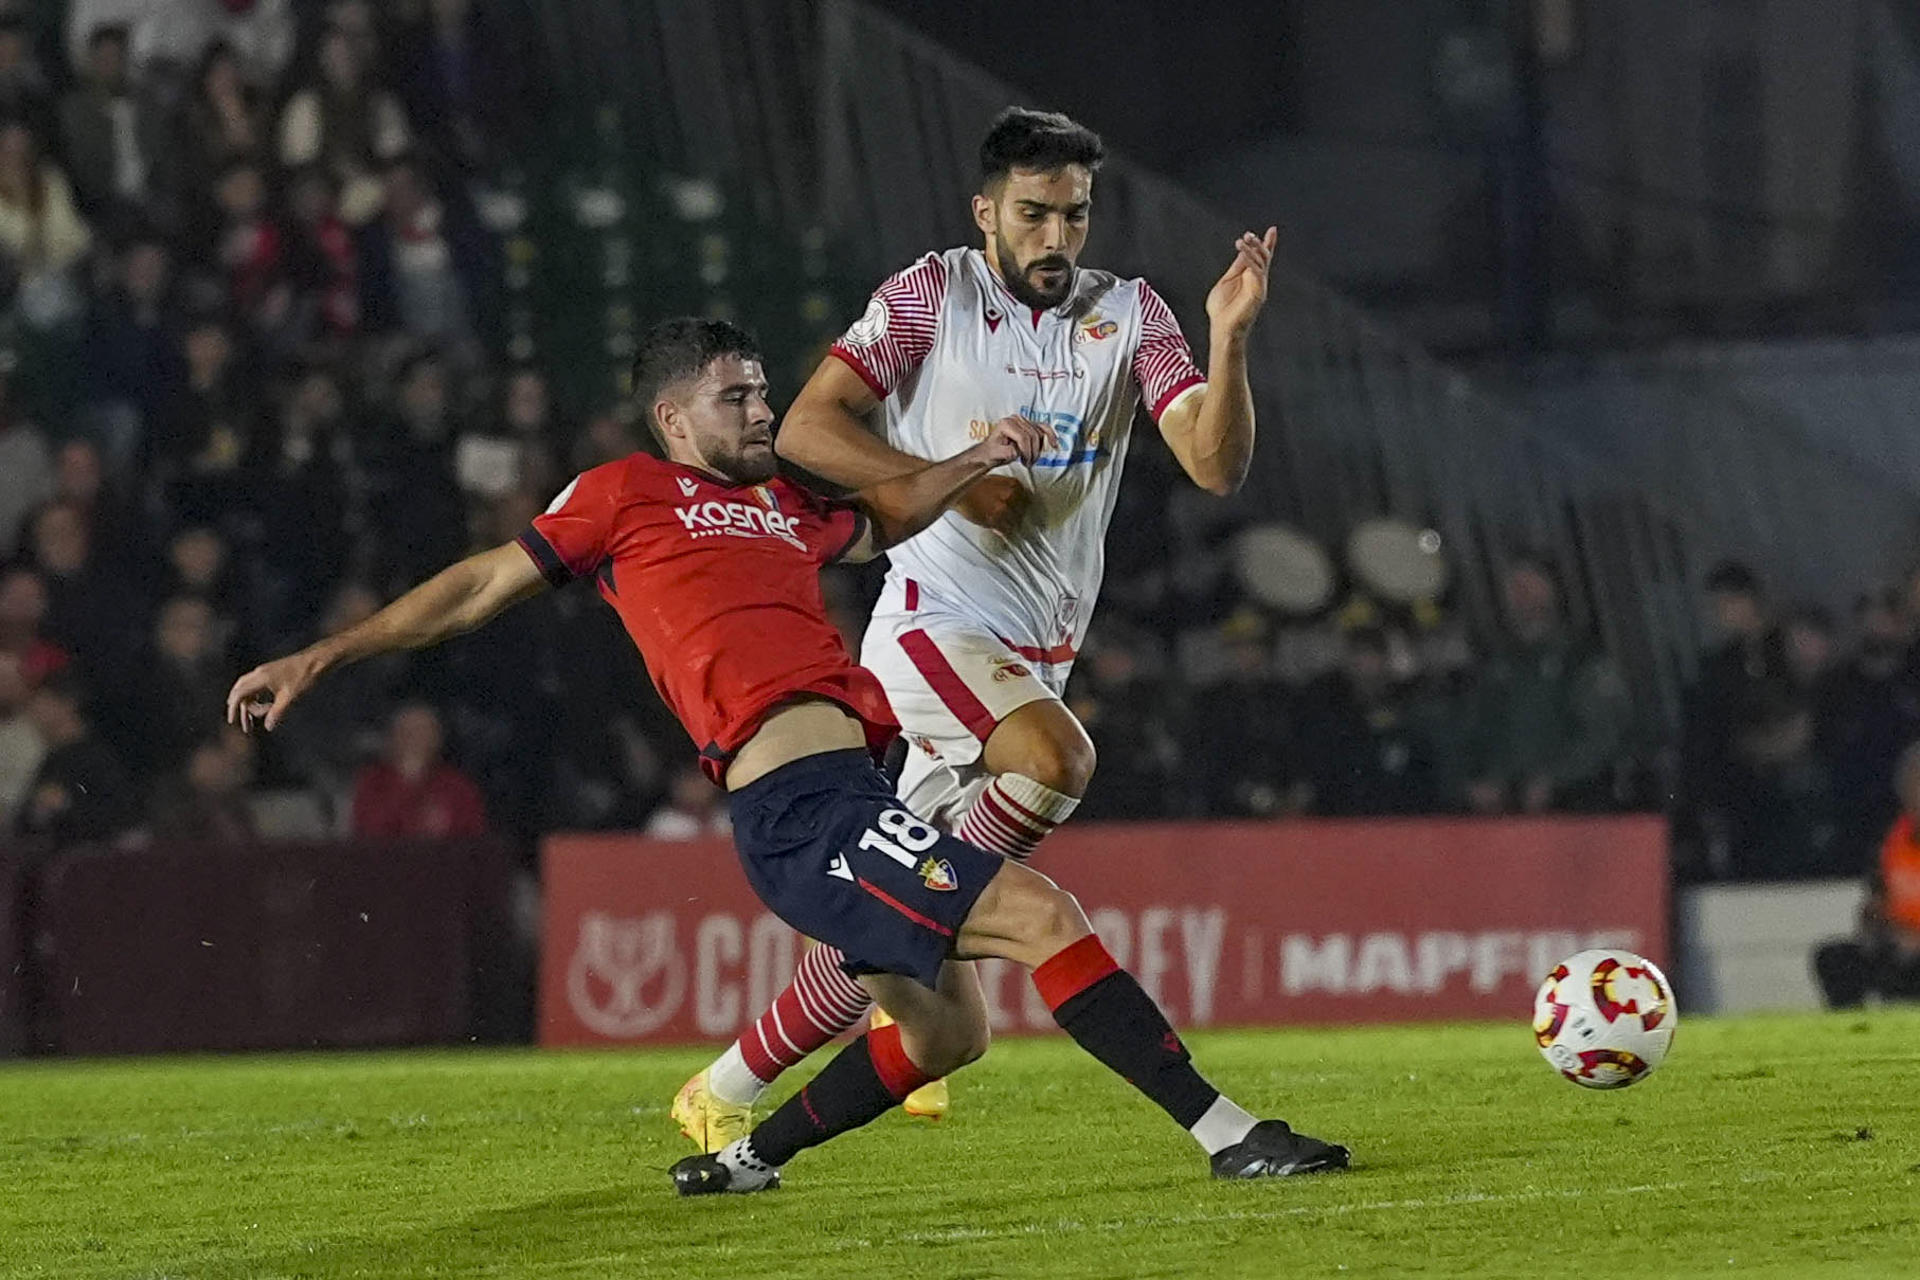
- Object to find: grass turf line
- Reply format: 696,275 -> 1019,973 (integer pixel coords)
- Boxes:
2,1011 -> 1918,1278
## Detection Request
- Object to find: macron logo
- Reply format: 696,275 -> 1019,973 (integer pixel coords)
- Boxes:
674,499 -> 807,551
677,476 -> 699,497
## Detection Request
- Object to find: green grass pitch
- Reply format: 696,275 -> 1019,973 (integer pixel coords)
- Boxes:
4,1011 -> 1919,1278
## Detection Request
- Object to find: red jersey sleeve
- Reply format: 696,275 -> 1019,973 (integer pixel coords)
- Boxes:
829,253 -> 949,400
519,460 -> 625,585
1134,281 -> 1208,422
778,478 -> 869,564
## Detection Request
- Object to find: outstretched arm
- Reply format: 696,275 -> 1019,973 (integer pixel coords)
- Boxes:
783,351 -> 1032,533
1157,227 -> 1278,497
778,355 -> 927,490
226,542 -> 549,731
839,416 -> 1053,562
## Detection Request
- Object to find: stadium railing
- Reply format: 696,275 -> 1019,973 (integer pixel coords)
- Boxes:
1530,349 -> 1920,614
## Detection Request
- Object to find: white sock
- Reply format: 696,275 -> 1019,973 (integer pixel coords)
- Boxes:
1188,1094 -> 1259,1155
955,772 -> 1080,860
707,1042 -> 771,1106
717,1137 -> 779,1187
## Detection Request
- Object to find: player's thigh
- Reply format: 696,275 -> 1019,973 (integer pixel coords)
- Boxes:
863,613 -> 1063,776
860,962 -> 990,1070
954,858 -> 1093,970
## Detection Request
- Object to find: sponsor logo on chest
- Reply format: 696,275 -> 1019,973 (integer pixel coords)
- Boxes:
672,486 -> 806,551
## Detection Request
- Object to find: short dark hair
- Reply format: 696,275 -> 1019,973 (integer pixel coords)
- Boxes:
979,107 -> 1105,189
88,23 -> 129,50
1705,559 -> 1762,596
628,318 -> 763,444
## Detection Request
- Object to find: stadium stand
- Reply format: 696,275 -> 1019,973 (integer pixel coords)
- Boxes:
0,0 -> 1909,902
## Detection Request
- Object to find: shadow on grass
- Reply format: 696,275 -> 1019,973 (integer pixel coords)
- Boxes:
169,1181 -> 815,1280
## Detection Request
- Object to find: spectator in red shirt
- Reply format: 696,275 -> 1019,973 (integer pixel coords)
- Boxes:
211,158 -> 288,332
283,164 -> 358,338
0,566 -> 71,686
351,700 -> 486,839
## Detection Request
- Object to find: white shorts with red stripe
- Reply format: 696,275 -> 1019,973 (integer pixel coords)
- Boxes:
860,582 -> 1074,831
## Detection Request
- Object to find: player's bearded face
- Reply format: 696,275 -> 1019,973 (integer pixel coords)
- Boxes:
699,425 -> 778,484
997,229 -> 1076,310
983,166 -> 1091,310
675,357 -> 778,483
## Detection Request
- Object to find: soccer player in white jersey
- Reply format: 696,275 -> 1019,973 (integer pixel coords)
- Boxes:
674,106 -> 1279,1149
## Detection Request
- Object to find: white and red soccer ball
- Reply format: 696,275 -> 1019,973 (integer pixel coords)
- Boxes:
1532,949 -> 1676,1089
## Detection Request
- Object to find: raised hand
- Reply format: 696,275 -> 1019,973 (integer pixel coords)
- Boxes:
1205,226 -> 1279,337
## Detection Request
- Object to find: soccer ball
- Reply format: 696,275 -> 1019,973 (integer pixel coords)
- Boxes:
1532,949 -> 1676,1089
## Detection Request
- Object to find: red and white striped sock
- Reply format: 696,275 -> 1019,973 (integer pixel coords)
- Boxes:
954,772 -> 1080,861
716,944 -> 873,1103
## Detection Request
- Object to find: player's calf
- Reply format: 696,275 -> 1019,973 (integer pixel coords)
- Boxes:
959,863 -> 1350,1178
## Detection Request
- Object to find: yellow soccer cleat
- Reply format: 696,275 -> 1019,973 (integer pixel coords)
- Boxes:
868,1006 -> 951,1121
901,1075 -> 950,1121
671,1069 -> 754,1154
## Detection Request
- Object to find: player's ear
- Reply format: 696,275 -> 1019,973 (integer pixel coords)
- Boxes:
652,396 -> 684,443
971,191 -> 997,237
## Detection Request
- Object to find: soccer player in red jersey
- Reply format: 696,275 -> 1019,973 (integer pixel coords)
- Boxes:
226,319 -> 1347,1191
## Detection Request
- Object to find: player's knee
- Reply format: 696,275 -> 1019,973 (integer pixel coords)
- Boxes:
1010,722 -> 1097,797
986,702 -> 1098,798
951,1016 -> 991,1070
1004,867 -> 1093,954
904,1008 -> 991,1076
1034,881 -> 1092,951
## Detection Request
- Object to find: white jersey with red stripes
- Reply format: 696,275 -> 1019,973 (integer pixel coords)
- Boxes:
830,246 -> 1206,665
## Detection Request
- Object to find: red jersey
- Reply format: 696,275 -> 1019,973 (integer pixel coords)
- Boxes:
351,762 -> 489,839
517,453 -> 896,782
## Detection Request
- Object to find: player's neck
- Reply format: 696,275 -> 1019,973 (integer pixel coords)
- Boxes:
666,452 -> 741,486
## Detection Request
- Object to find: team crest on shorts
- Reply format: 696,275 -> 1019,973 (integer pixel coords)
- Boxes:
918,857 -> 958,892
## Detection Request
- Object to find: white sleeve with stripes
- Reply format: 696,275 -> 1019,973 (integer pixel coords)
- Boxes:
829,253 -> 950,399
1133,281 -> 1208,422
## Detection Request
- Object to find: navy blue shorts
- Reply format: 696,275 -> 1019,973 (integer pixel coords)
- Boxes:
728,749 -> 1005,989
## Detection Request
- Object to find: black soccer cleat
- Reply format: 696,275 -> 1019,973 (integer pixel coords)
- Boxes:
670,1153 -> 781,1196
1210,1120 -> 1350,1179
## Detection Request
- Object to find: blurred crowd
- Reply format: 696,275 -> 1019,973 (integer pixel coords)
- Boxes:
1675,562 -> 1920,884
1067,451 -> 1643,827
0,3 -> 1909,894
0,0 -> 640,861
